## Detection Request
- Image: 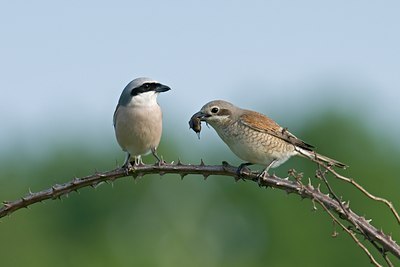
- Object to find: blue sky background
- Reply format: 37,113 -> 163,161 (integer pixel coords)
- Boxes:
1,0 -> 399,158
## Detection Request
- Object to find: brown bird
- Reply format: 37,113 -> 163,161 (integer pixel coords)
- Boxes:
191,100 -> 347,175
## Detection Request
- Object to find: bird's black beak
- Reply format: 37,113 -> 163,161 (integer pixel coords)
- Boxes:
192,111 -> 210,121
155,84 -> 171,93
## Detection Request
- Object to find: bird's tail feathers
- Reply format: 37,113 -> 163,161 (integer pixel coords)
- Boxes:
296,148 -> 347,169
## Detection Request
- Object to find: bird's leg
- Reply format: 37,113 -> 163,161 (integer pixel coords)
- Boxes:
257,160 -> 276,185
236,162 -> 253,181
151,148 -> 164,165
122,153 -> 132,169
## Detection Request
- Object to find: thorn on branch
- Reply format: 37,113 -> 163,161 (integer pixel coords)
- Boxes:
2,201 -> 11,208
307,178 -> 314,190
200,159 -> 205,166
332,221 -> 339,238
97,172 -> 106,178
312,199 -> 317,211
91,181 -> 104,189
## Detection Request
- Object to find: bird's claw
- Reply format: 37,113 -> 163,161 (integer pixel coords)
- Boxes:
237,165 -> 251,175
235,163 -> 252,181
122,161 -> 133,175
256,171 -> 269,187
155,159 -> 166,166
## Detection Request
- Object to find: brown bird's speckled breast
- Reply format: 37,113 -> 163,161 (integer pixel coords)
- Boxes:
214,120 -> 297,167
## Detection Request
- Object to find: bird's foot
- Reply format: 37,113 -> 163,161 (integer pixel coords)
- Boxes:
122,161 -> 133,175
151,148 -> 166,166
235,162 -> 253,181
256,160 -> 276,186
155,156 -> 166,166
256,170 -> 270,187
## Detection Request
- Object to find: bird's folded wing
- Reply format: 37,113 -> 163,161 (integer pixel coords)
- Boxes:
239,111 -> 314,151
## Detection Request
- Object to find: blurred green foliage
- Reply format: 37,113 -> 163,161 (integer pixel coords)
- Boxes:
1,113 -> 399,267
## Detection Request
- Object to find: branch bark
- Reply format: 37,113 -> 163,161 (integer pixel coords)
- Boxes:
0,161 -> 399,264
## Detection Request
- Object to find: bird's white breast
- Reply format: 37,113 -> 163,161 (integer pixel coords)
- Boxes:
114,97 -> 163,157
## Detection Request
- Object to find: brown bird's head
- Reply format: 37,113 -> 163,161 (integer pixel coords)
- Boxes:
192,100 -> 241,127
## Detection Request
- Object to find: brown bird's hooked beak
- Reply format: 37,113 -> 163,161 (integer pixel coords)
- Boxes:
192,111 -> 210,121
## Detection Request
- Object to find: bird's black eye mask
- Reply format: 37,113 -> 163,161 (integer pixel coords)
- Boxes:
131,82 -> 160,96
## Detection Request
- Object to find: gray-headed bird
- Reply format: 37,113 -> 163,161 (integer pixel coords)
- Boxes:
114,77 -> 170,167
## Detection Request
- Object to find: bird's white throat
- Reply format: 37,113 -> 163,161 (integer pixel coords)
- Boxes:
129,91 -> 159,108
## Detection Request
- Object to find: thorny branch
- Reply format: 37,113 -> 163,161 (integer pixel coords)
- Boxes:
0,161 -> 399,265
314,167 -> 391,267
306,154 -> 400,225
315,198 -> 383,267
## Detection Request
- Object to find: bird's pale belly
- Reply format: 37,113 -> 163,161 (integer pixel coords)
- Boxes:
216,123 -> 297,168
115,106 -> 162,157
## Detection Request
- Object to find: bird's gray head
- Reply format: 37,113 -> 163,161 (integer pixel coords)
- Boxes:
118,77 -> 171,107
193,100 -> 240,127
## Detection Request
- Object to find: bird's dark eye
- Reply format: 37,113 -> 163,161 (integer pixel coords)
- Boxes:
211,107 -> 219,113
144,83 -> 150,89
